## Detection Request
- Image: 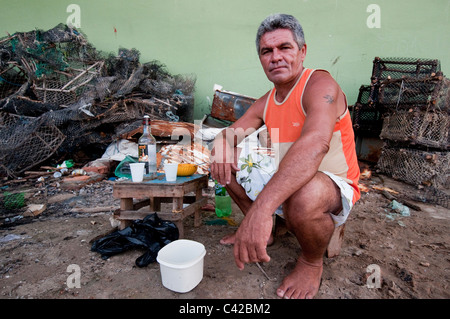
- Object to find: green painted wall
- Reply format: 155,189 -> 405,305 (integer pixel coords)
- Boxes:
1,0 -> 449,120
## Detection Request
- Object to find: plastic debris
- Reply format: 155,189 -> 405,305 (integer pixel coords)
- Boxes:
390,200 -> 410,217
91,213 -> 179,267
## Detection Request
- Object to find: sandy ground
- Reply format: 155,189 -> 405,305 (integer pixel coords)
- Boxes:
0,172 -> 449,301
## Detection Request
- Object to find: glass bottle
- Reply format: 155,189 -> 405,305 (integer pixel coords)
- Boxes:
138,115 -> 157,179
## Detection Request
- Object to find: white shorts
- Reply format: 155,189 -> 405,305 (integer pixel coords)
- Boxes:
236,147 -> 355,227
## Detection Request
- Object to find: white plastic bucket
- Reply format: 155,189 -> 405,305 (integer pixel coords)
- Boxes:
157,239 -> 206,293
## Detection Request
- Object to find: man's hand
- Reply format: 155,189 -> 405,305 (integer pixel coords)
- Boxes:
210,134 -> 239,185
233,210 -> 272,270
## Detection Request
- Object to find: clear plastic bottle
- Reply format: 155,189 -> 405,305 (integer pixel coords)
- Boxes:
214,180 -> 232,217
138,115 -> 157,179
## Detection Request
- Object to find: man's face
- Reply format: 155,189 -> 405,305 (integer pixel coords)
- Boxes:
258,29 -> 306,86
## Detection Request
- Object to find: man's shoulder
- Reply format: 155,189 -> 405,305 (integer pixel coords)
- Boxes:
309,69 -> 337,85
303,69 -> 346,116
252,90 -> 272,111
305,69 -> 341,95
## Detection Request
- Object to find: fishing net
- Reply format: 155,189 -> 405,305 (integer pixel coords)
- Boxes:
0,24 -> 196,178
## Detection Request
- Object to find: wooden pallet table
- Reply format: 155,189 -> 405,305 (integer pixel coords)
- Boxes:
112,173 -> 208,238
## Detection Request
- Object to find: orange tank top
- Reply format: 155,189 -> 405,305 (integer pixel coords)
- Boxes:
263,68 -> 361,203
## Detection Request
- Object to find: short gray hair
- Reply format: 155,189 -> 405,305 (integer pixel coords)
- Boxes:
255,14 -> 305,55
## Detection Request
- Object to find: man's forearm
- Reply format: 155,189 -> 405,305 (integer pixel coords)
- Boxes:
250,135 -> 329,216
215,126 -> 256,147
214,127 -> 237,148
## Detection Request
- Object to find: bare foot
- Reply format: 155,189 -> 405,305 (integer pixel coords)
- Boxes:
219,233 -> 236,245
219,232 -> 274,246
276,256 -> 323,299
201,203 -> 215,211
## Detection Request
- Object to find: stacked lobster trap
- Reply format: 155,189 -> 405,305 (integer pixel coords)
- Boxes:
352,57 -> 449,208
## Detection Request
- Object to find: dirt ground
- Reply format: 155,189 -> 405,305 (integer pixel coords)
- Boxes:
0,170 -> 449,300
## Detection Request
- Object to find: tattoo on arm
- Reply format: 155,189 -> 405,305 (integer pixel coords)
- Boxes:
323,94 -> 334,104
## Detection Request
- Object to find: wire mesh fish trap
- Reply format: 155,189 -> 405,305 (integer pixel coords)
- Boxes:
352,85 -> 386,136
32,61 -> 104,106
0,112 -> 65,178
352,103 -> 384,136
372,57 -> 441,82
377,145 -> 450,190
378,75 -> 450,111
414,186 -> 450,209
380,109 -> 449,150
356,84 -> 378,106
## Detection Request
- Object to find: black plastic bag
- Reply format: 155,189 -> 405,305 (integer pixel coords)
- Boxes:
91,213 -> 179,267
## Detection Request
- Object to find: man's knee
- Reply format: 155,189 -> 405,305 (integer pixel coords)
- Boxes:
283,172 -> 341,225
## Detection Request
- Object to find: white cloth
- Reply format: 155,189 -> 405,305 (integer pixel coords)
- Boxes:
102,139 -> 138,161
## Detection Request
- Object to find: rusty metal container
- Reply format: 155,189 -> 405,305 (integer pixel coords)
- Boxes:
210,89 -> 256,122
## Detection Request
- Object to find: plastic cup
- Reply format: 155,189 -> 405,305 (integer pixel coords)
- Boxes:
129,162 -> 145,182
164,163 -> 179,182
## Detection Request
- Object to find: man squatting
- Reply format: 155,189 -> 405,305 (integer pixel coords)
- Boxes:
210,14 -> 361,299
